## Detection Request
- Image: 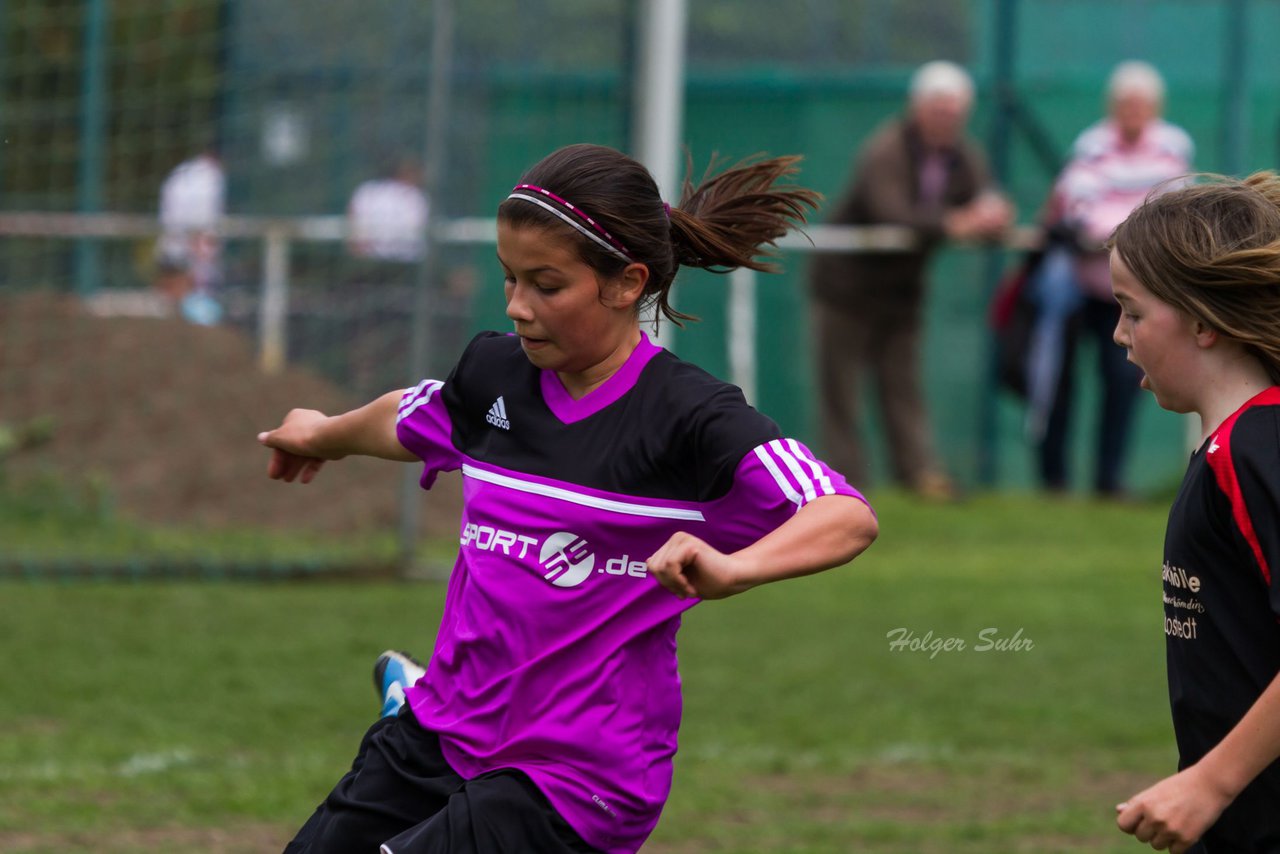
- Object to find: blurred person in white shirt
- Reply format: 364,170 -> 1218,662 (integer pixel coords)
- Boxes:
347,156 -> 429,265
155,146 -> 225,325
344,155 -> 431,396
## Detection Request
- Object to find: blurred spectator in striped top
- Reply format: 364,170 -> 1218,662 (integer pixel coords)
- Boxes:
1026,61 -> 1193,497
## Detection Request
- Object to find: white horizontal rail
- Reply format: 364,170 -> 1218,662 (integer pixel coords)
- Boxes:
0,211 -> 1042,251
0,212 -> 1043,385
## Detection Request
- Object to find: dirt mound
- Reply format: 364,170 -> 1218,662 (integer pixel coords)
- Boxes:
1,292 -> 460,537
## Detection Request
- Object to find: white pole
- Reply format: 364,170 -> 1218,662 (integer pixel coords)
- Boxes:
632,0 -> 687,349
259,228 -> 289,374
728,266 -> 757,404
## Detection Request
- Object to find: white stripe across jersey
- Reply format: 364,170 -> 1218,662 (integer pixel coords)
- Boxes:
461,464 -> 705,521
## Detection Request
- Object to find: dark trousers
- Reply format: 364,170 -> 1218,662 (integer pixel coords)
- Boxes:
814,299 -> 943,489
284,708 -> 598,854
1037,296 -> 1142,494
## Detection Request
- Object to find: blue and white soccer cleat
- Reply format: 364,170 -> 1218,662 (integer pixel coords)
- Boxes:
373,650 -> 427,718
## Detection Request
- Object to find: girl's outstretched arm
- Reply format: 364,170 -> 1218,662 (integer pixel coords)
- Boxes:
258,389 -> 417,484
646,493 -> 877,600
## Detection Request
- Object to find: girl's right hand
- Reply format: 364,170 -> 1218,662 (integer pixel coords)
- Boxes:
1116,766 -> 1232,854
258,408 -> 338,484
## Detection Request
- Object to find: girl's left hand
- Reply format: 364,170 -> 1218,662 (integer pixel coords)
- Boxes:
646,532 -> 753,600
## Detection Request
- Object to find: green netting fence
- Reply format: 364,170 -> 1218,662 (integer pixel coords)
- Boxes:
2,0 -> 1278,575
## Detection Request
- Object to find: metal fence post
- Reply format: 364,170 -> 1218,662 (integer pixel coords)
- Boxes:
398,0 -> 456,579
1221,0 -> 1249,176
259,227 -> 290,374
977,0 -> 1020,487
74,0 -> 110,298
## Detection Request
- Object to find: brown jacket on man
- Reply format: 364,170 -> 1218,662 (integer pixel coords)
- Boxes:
808,116 -> 993,493
810,116 -> 992,313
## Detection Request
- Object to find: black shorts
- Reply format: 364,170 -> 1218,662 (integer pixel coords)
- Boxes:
283,706 -> 599,854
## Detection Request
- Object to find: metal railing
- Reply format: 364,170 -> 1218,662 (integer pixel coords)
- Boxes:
1,211 -> 1047,572
0,211 -> 1041,395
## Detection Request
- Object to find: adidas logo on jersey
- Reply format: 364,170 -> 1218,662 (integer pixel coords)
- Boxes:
485,396 -> 511,430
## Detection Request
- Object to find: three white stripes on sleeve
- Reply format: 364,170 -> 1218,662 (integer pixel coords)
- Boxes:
397,380 -> 444,424
753,438 -> 835,508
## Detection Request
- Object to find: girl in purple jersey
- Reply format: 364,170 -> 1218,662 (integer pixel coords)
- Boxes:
259,143 -> 878,854
1109,172 -> 1280,853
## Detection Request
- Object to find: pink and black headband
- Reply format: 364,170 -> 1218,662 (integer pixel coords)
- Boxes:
506,184 -> 634,261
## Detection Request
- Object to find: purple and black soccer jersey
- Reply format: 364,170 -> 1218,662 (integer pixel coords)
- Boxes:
394,331 -> 866,854
1163,387 -> 1280,849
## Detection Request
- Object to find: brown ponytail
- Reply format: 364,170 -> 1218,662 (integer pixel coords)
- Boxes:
671,154 -> 820,274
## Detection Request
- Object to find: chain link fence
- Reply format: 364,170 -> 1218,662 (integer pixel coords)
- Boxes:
3,0 -> 1278,575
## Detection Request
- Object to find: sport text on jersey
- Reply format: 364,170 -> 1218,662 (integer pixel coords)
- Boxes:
460,524 -> 651,587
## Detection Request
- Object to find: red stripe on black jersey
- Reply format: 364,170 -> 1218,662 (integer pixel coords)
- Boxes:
1204,387 -> 1280,587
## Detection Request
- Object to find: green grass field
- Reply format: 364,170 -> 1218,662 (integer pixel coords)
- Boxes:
0,491 -> 1176,853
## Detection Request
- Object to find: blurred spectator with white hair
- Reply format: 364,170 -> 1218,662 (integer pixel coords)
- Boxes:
809,59 -> 1012,500
1026,60 -> 1193,497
